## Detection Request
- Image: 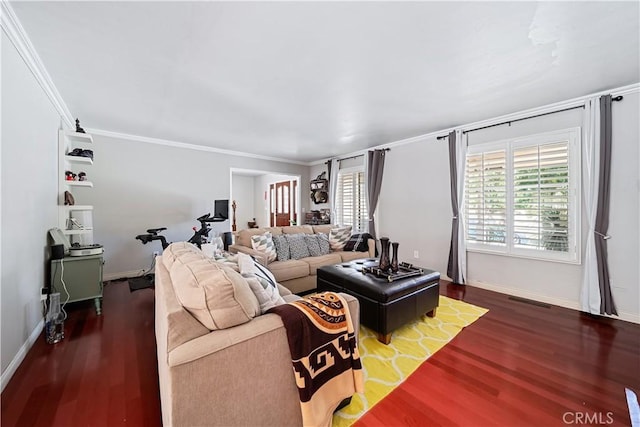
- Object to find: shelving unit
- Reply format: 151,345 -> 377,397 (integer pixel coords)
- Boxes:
58,130 -> 95,244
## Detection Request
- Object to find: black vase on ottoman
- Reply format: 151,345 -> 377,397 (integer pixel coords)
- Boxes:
317,258 -> 440,344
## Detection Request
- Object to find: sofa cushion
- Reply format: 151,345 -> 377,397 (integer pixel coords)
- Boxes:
317,233 -> 331,254
282,225 -> 314,235
251,232 -> 277,262
300,253 -> 342,275
285,233 -> 311,260
268,259 -> 310,282
169,256 -> 260,330
272,234 -> 291,261
338,251 -> 371,262
162,241 -> 204,271
312,224 -> 333,235
329,226 -> 352,251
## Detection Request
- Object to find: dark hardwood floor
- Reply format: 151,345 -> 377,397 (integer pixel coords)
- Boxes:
2,280 -> 638,426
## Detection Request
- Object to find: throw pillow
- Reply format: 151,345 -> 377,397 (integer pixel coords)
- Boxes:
237,253 -> 285,313
251,232 -> 277,263
285,233 -> 311,260
316,233 -> 331,255
169,256 -> 260,330
344,233 -> 373,252
329,226 -> 352,251
304,234 -> 322,257
272,234 -> 291,261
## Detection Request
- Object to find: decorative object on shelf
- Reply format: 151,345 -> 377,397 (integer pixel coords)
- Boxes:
231,200 -> 237,232
391,242 -> 399,272
362,262 -> 424,283
75,118 -> 85,133
45,292 -> 65,344
65,170 -> 77,181
248,218 -> 258,228
64,191 -> 75,206
310,175 -> 329,205
378,237 -> 391,272
78,172 -> 87,181
68,148 -> 93,160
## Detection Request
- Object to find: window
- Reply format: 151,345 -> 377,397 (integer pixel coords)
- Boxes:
336,167 -> 368,232
464,128 -> 580,263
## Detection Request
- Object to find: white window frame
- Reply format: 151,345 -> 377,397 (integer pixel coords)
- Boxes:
336,166 -> 368,232
465,128 -> 581,264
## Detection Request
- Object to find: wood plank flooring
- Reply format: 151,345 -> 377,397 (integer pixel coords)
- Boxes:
2,280 -> 638,426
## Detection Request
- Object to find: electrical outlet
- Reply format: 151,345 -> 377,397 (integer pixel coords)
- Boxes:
40,288 -> 48,301
413,250 -> 419,259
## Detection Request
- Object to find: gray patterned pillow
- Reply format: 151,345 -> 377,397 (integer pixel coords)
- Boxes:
250,232 -> 277,262
272,234 -> 290,261
285,233 -> 311,260
316,233 -> 331,255
304,234 -> 322,257
329,226 -> 352,251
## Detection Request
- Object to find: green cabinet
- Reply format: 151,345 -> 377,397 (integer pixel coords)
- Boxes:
50,254 -> 104,315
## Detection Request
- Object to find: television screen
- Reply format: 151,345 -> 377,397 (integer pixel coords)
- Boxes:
214,200 -> 229,220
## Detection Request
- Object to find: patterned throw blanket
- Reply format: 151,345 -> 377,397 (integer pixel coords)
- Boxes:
268,292 -> 364,427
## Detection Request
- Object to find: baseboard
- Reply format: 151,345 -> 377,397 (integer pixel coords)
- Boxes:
467,280 -> 640,325
1,319 -> 44,392
103,269 -> 148,282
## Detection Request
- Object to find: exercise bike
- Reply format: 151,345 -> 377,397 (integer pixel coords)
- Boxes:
135,213 -> 218,251
131,213 -> 219,291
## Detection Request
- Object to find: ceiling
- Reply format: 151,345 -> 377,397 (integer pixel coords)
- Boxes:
9,1 -> 640,163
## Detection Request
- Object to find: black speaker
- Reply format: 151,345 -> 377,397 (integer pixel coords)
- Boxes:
222,232 -> 233,251
51,244 -> 64,260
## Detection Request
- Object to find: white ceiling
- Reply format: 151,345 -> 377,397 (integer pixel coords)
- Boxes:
9,1 -> 640,163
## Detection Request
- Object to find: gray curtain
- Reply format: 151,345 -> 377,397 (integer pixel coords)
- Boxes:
447,131 -> 464,284
595,95 -> 617,315
367,150 -> 386,242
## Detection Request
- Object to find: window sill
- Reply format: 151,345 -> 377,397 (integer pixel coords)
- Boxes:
466,246 -> 581,265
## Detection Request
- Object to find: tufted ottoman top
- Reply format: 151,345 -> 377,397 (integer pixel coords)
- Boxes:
317,259 -> 440,303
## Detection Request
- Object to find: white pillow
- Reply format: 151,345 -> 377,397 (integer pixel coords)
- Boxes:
250,232 -> 277,262
237,253 -> 285,313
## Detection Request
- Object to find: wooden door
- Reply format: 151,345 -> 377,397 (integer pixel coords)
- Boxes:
270,181 -> 293,227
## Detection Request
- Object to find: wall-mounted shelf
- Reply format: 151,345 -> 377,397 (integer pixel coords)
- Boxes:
65,131 -> 93,144
64,155 -> 93,165
63,229 -> 94,236
63,205 -> 93,211
66,181 -> 93,187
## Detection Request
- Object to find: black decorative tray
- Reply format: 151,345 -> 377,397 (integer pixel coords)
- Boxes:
362,262 -> 424,282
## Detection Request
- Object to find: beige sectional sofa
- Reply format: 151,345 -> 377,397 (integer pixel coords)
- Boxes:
155,242 -> 361,427
229,225 -> 375,294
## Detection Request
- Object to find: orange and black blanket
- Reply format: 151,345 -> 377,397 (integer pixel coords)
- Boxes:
268,292 -> 363,427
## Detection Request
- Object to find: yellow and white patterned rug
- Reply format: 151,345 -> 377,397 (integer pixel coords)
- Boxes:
333,295 -> 488,427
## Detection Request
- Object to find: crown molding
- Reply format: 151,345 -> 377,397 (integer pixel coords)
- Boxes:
86,128 -> 310,166
1,0 -> 73,127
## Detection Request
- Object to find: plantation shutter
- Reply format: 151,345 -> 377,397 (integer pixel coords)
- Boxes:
513,142 -> 569,252
337,170 -> 368,232
465,150 -> 507,245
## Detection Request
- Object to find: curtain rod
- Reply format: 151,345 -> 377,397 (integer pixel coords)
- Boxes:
436,95 -> 624,141
326,148 -> 391,163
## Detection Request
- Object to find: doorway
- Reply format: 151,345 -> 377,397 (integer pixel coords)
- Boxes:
270,180 -> 298,226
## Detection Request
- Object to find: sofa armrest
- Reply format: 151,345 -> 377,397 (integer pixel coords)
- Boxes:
367,238 -> 376,257
228,244 -> 268,266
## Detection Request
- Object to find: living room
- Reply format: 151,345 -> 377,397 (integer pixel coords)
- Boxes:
2,1 -> 639,425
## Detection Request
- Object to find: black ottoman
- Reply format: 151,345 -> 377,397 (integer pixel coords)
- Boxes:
317,258 -> 440,344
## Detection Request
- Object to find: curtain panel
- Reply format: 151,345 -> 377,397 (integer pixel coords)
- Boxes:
329,158 -> 339,225
366,150 -> 386,243
446,130 -> 467,284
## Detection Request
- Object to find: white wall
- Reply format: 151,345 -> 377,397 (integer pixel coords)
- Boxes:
378,93 -> 639,322
231,174 -> 256,231
86,134 -> 309,278
1,32 -> 62,383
